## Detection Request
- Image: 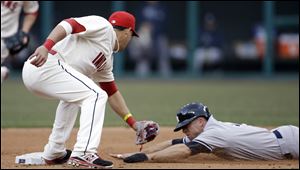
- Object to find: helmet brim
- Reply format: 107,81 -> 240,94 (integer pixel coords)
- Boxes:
173,116 -> 199,132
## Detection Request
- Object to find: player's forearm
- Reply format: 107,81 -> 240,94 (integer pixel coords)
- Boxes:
108,91 -> 137,130
45,25 -> 67,45
108,91 -> 129,116
22,14 -> 38,33
142,140 -> 173,154
147,144 -> 191,162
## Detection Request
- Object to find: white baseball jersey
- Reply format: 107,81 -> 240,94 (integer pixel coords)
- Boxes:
1,1 -> 38,62
22,15 -> 118,159
54,15 -> 116,82
183,116 -> 299,160
1,1 -> 39,38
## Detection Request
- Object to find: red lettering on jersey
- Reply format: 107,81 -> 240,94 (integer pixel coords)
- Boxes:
92,52 -> 106,71
64,18 -> 86,34
2,1 -> 18,11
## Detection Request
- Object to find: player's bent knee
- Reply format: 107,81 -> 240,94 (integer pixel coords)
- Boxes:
94,88 -> 108,102
83,87 -> 108,103
99,90 -> 108,101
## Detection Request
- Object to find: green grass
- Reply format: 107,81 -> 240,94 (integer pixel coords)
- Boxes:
1,78 -> 299,128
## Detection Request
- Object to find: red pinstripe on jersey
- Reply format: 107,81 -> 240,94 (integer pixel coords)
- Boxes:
64,18 -> 86,34
92,52 -> 106,71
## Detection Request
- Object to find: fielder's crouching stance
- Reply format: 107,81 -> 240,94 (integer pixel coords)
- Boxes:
22,11 -> 158,169
111,102 -> 299,163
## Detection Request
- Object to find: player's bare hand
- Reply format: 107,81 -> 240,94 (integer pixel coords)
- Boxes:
29,46 -> 49,67
109,153 -> 136,159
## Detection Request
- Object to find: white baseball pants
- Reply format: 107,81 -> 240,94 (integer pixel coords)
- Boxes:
22,55 -> 108,159
272,125 -> 299,159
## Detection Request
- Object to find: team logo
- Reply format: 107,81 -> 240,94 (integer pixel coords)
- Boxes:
111,20 -> 116,24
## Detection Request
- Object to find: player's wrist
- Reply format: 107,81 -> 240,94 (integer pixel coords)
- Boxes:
43,39 -> 55,51
124,113 -> 136,129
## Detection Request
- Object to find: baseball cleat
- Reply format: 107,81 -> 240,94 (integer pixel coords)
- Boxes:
67,153 -> 113,169
44,149 -> 72,165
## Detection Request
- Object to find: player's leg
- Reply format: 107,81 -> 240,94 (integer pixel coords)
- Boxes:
1,39 -> 10,84
43,101 -> 79,161
1,39 -> 9,64
43,60 -> 108,157
23,58 -> 111,166
157,35 -> 170,77
71,92 -> 107,156
207,47 -> 222,64
286,125 -> 298,159
1,66 -> 9,84
274,125 -> 299,159
193,48 -> 206,72
53,61 -> 113,168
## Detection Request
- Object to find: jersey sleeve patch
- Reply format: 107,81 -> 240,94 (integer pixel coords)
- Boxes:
64,18 -> 86,34
99,81 -> 118,97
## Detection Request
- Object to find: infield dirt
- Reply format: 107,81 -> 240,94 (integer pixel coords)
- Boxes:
1,127 -> 298,169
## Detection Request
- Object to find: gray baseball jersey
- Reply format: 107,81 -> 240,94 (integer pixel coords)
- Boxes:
183,115 -> 299,160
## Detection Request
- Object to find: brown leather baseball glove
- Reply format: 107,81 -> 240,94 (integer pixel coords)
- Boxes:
135,120 -> 159,145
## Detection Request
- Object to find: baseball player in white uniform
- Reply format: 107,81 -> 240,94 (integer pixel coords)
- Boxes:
22,11 -> 142,169
1,1 -> 38,84
111,102 -> 299,163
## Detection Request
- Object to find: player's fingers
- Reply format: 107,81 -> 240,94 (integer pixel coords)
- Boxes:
30,55 -> 39,66
30,54 -> 44,67
35,57 -> 45,67
33,54 -> 47,67
37,59 -> 46,67
28,53 -> 37,60
109,153 -> 124,159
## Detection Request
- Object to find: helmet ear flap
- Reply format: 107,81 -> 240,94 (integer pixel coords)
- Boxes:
203,106 -> 211,119
204,106 -> 209,114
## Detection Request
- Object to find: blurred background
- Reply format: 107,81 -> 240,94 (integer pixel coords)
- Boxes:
1,1 -> 299,128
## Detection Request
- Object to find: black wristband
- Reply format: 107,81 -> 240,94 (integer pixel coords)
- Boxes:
185,141 -> 212,155
171,138 -> 184,145
123,153 -> 149,163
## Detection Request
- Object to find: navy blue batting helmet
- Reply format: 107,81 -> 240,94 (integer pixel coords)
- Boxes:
174,102 -> 211,132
